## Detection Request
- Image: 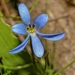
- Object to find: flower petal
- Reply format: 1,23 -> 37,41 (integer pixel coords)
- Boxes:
36,31 -> 65,41
34,14 -> 48,29
9,34 -> 30,54
18,3 -> 31,25
31,35 -> 44,57
12,23 -> 26,35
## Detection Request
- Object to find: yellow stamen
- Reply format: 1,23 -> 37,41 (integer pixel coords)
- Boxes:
27,27 -> 35,33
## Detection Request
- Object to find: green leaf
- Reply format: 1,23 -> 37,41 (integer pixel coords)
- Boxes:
0,13 -> 31,66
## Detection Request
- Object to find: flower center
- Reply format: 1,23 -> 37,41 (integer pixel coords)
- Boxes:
27,24 -> 35,33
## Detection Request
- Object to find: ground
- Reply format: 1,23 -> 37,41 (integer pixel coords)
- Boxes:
0,0 -> 75,75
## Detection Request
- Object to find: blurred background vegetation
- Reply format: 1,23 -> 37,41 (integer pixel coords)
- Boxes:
0,0 -> 75,75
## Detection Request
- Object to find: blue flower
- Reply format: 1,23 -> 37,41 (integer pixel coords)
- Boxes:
9,3 -> 65,57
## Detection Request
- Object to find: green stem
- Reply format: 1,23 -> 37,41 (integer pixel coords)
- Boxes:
0,64 -> 31,70
0,12 -> 3,17
0,68 -> 2,75
54,60 -> 75,75
30,37 -> 36,74
45,0 -> 51,74
30,0 -> 39,13
53,42 -> 56,70
45,0 -> 50,66
46,0 -> 49,15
